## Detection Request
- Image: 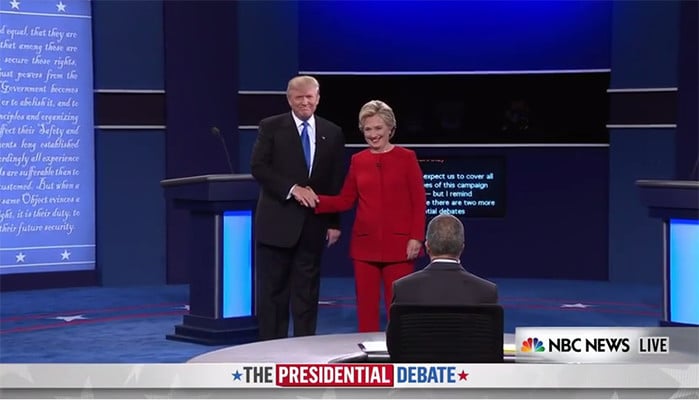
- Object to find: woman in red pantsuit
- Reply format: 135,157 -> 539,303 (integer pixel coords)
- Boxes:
314,100 -> 427,332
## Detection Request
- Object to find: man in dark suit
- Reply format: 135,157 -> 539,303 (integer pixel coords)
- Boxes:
250,75 -> 345,340
390,214 -> 498,305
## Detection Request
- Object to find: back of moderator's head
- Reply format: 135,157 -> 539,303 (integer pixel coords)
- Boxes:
426,214 -> 464,257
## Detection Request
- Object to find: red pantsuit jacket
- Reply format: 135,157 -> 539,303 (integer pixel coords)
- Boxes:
316,146 -> 427,262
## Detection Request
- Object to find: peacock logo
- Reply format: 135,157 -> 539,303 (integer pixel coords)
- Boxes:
521,337 -> 545,352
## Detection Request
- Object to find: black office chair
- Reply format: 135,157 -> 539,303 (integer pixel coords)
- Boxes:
386,304 -> 504,363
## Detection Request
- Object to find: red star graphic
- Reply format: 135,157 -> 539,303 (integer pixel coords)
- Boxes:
458,370 -> 469,381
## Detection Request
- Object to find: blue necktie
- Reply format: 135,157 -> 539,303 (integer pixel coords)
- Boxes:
301,121 -> 311,173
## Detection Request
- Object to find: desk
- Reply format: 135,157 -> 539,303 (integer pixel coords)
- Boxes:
187,332 -> 516,363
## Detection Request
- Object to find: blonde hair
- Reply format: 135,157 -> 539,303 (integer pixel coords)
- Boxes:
358,100 -> 396,131
287,75 -> 320,95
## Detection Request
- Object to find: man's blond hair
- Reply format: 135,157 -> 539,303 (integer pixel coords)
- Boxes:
287,75 -> 320,95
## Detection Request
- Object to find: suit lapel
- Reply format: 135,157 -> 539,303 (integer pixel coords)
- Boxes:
284,114 -> 309,173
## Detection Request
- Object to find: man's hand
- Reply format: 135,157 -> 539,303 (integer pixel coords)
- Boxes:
326,229 -> 341,247
305,186 -> 317,198
406,239 -> 422,260
291,185 -> 319,207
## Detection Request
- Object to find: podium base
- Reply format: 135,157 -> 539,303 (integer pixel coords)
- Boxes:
166,315 -> 259,346
659,320 -> 698,327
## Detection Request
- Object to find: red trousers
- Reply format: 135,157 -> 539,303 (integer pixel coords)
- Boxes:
353,259 -> 414,332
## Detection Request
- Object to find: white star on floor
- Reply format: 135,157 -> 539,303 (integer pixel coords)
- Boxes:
662,364 -> 699,399
176,304 -> 189,311
15,252 -> 26,263
0,364 -> 34,385
318,300 -> 336,305
9,0 -> 20,9
143,374 -> 194,399
122,365 -> 146,385
60,249 -> 71,260
560,303 -> 594,308
53,315 -> 87,322
56,1 -> 66,12
55,376 -> 94,400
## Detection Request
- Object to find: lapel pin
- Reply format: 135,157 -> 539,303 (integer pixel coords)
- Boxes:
321,136 -> 326,140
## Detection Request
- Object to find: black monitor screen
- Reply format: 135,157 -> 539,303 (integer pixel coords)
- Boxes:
317,73 -> 610,144
419,156 -> 506,218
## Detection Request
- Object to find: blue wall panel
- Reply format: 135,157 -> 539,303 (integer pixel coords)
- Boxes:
238,1 -> 298,90
96,131 -> 166,286
92,0 -> 164,89
675,0 -> 699,179
299,0 -> 612,72
607,0 -> 681,284
609,1 -> 680,88
608,129 -> 675,284
447,146 -> 609,280
163,0 -> 239,283
237,130 -> 257,174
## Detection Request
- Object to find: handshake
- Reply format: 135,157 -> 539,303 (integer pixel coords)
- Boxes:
292,185 -> 320,208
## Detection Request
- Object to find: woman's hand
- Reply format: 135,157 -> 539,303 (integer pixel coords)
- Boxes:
406,239 -> 422,260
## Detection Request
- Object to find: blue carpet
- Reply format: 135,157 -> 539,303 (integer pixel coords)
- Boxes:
0,278 -> 662,363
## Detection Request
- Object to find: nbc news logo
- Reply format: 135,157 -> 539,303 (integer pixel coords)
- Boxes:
521,337 -> 545,352
520,336 -> 631,353
515,328 -> 675,363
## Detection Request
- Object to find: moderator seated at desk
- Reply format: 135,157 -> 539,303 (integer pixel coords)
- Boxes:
187,332 -> 517,363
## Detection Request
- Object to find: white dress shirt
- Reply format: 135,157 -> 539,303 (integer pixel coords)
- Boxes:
431,258 -> 461,264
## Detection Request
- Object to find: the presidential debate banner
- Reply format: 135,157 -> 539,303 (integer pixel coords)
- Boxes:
0,0 -> 95,274
1,363 -> 697,389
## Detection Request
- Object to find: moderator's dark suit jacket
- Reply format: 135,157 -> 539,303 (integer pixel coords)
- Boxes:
391,261 -> 498,305
250,112 -> 345,248
386,261 -> 498,356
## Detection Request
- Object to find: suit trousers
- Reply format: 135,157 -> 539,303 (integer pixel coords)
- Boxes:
353,259 -> 414,332
256,219 -> 325,341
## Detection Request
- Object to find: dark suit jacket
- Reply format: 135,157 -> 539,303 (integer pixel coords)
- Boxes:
386,261 -> 499,358
250,112 -> 345,248
315,146 -> 426,262
391,261 -> 498,305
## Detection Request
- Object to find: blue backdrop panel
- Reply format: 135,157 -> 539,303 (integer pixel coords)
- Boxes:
299,0 -> 611,72
669,219 -> 699,325
419,146 -> 609,281
238,0 -> 298,91
96,130 -> 165,286
0,0 -> 95,275
608,129 -> 675,284
91,0 -> 164,90
609,0 -> 680,88
163,0 -> 239,284
222,210 -> 253,319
